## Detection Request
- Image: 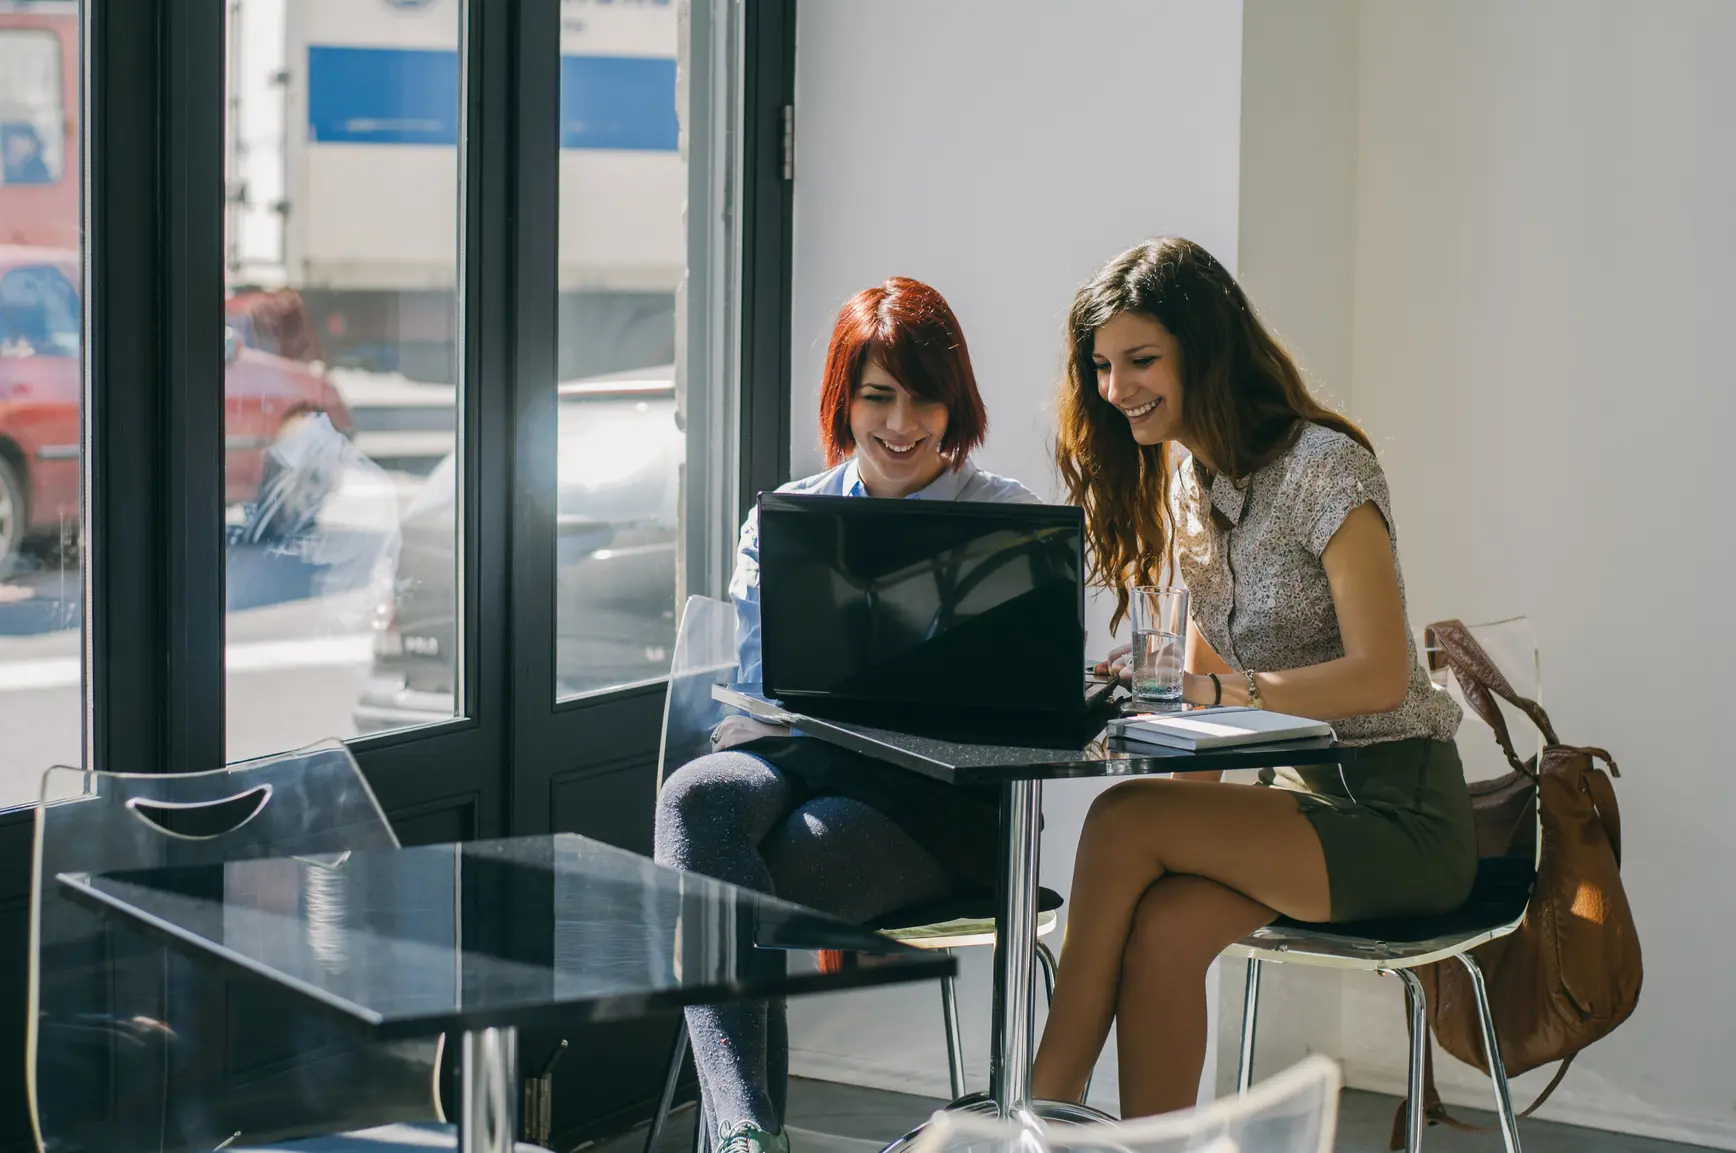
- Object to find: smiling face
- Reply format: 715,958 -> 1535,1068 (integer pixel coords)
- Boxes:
1091,311 -> 1186,449
848,359 -> 951,498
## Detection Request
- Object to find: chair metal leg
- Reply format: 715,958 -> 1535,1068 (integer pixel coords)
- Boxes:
940,956 -> 968,1102
693,1097 -> 709,1153
1036,941 -> 1057,1003
1235,958 -> 1263,1095
1392,968 -> 1428,1153
645,1019 -> 689,1153
1459,953 -> 1523,1153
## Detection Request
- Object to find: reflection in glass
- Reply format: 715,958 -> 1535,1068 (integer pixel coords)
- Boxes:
63,833 -> 941,1035
223,0 -> 462,758
0,0 -> 80,808
0,26 -> 66,189
554,0 -> 686,699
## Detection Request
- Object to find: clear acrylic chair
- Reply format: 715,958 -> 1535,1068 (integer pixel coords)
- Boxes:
644,597 -> 1067,1153
28,739 -> 538,1152
906,1053 -> 1340,1153
1226,618 -> 1544,1153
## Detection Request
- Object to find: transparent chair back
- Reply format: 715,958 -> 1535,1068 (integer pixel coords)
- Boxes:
1421,616 -> 1542,786
28,740 -> 442,1153
909,1054 -> 1340,1153
657,595 -> 739,791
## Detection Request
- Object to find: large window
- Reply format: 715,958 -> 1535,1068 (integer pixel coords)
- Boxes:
553,0 -> 686,699
0,4 -> 79,808
0,0 -> 792,1141
222,0 -> 462,760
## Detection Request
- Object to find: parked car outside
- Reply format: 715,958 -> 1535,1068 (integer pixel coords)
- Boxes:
354,364 -> 680,732
0,247 -> 356,572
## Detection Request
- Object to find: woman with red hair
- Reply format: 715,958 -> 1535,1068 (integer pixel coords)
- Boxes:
654,277 -> 1038,1153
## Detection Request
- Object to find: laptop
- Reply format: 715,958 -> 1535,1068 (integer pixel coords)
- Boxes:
756,493 -> 1102,744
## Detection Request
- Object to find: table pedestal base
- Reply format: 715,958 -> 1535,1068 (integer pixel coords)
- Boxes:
459,1026 -> 519,1153
880,1096 -> 1118,1153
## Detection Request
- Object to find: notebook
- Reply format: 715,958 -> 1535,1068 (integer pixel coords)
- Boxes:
1107,707 -> 1334,751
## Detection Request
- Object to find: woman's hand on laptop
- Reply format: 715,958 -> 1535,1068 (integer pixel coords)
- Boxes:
710,715 -> 792,751
1095,644 -> 1133,684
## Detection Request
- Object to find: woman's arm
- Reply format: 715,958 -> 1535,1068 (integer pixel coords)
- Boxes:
718,507 -> 791,747
1181,502 -> 1411,719
1178,620 -> 1236,779
1185,618 -> 1236,678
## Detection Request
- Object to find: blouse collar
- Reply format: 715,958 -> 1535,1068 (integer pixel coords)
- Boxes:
1192,457 -> 1249,525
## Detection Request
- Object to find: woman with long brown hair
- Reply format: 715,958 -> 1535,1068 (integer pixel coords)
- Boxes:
1031,238 -> 1474,1116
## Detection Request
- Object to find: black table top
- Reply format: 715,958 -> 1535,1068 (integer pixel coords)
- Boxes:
56,833 -> 953,1039
716,685 -> 1350,785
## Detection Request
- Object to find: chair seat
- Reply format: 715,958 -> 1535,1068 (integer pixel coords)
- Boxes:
869,887 -> 1065,949
1228,856 -> 1534,968
244,1121 -> 544,1151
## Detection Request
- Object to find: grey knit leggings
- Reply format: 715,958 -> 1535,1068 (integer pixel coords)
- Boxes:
653,748 -> 962,1133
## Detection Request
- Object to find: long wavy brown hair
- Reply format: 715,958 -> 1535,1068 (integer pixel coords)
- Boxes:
1055,237 -> 1371,628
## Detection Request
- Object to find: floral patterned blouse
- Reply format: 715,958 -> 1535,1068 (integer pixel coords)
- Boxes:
1171,422 -> 1460,746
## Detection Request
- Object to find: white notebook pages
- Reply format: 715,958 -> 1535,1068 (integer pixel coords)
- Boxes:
1108,707 -> 1334,751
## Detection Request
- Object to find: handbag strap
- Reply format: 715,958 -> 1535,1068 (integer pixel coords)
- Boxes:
1425,620 -> 1558,774
1581,753 -> 1624,867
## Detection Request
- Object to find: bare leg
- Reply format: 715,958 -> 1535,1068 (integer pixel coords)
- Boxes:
1030,778 -> 1330,1104
1114,876 -> 1277,1117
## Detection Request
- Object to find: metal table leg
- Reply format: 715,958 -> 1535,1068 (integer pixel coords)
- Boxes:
459,1026 -> 519,1153
879,780 -> 1113,1152
989,778 -> 1043,1119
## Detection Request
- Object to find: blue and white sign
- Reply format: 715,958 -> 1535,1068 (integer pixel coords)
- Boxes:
307,46 -> 459,146
307,46 -> 676,151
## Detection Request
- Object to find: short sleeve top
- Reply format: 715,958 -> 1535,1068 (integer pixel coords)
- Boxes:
1171,423 -> 1460,746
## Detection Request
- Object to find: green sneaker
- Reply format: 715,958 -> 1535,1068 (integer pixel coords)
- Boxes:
716,1120 -> 789,1153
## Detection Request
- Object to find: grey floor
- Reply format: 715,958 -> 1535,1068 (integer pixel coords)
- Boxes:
581,1077 -> 1700,1153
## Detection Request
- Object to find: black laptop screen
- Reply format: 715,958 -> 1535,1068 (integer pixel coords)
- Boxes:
757,494 -> 1085,716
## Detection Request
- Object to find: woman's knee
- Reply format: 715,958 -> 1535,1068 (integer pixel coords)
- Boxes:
653,752 -> 779,859
1082,779 -> 1172,848
1121,877 -> 1271,977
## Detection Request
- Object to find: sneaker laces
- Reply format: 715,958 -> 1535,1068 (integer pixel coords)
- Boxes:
716,1122 -> 787,1153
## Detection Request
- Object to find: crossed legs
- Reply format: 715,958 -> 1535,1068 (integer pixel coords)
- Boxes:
1031,777 -> 1332,1117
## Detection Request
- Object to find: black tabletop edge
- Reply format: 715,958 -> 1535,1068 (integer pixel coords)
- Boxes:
715,685 -> 1353,784
55,867 -> 957,1041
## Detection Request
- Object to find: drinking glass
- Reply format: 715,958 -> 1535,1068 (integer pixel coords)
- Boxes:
1129,586 -> 1188,702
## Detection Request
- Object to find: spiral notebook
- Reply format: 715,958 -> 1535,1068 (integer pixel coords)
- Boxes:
1107,707 -> 1334,751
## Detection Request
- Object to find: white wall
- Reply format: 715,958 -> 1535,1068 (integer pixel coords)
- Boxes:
1235,1 -> 1736,1146
784,0 -> 1245,1112
1211,0 -> 1363,1097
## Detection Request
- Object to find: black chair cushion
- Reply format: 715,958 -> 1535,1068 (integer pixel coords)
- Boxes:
866,886 -> 1066,933
1269,855 -> 1534,944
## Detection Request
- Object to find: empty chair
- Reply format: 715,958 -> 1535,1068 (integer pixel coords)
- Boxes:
906,1053 -> 1340,1153
28,739 -> 536,1152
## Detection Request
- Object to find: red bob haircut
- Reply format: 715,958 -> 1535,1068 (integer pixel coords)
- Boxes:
818,277 -> 989,468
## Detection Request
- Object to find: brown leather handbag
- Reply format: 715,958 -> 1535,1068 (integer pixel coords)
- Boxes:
1388,620 -> 1641,1145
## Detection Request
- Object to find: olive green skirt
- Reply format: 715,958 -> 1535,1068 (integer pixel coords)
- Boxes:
1264,737 -> 1478,923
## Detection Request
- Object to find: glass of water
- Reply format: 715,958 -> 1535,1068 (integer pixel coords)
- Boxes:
1129,585 -> 1189,702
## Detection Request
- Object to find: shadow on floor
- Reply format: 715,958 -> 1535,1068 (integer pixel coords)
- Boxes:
582,1077 -> 1697,1153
